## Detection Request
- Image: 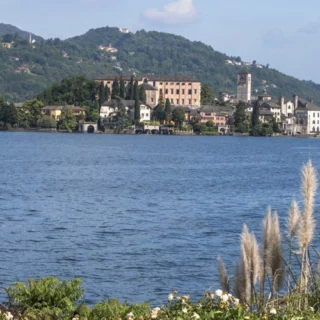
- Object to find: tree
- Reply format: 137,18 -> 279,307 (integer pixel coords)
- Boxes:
139,85 -> 146,103
158,92 -> 165,105
172,107 -> 185,128
164,98 -> 172,122
251,102 -> 260,128
21,99 -> 44,127
126,75 -> 134,100
59,109 -> 77,132
112,77 -> 120,99
206,120 -> 214,127
201,84 -> 214,105
37,116 -> 57,128
105,85 -> 110,102
119,76 -> 125,99
99,81 -> 105,107
134,98 -> 140,122
133,81 -> 139,101
234,102 -> 249,133
154,104 -> 165,123
0,97 -> 18,127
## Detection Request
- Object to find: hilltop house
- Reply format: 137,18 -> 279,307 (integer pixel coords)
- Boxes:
2,42 -> 13,49
96,75 -> 201,108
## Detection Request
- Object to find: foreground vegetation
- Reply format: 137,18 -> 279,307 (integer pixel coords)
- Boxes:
1,161 -> 320,319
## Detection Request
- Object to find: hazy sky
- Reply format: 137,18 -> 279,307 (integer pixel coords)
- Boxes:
1,0 -> 320,82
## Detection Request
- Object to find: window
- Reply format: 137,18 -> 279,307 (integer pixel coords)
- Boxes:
151,98 -> 154,102
194,99 -> 197,103
176,89 -> 180,94
182,99 -> 184,104
160,89 -> 163,94
188,83 -> 192,86
165,89 -> 168,94
314,112 -> 316,117
288,106 -> 291,109
182,89 -> 185,94
313,120 -> 316,124
171,89 -> 174,94
146,113 -> 149,117
176,83 -> 179,85
189,99 -> 191,104
194,89 -> 198,94
177,99 -> 179,104
318,113 -> 320,117
160,82 -> 163,85
171,99 -> 173,103
142,113 -> 144,117
166,82 -> 168,85
188,89 -> 192,95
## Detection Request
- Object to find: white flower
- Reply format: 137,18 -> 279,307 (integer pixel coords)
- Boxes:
151,307 -> 160,319
310,306 -> 314,312
210,293 -> 215,299
233,298 -> 240,306
5,313 -> 13,320
215,289 -> 223,297
168,293 -> 174,302
182,307 -> 188,314
270,308 -> 277,315
126,312 -> 135,320
228,293 -> 233,298
221,294 -> 229,302
192,312 -> 200,319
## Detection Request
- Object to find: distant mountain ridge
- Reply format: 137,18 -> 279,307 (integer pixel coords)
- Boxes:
0,23 -> 43,42
0,23 -> 320,104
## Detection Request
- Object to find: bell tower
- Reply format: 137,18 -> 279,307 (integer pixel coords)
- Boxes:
237,71 -> 252,102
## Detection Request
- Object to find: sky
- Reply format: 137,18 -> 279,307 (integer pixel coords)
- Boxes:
1,0 -> 320,82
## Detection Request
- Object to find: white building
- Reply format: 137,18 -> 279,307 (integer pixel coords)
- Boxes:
119,28 -> 130,34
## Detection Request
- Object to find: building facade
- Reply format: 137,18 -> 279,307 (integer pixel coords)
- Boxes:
96,75 -> 201,108
237,72 -> 252,102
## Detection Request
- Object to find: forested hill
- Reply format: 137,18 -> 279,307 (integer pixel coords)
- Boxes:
1,24 -> 320,103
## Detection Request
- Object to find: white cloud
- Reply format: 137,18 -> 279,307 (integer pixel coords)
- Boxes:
143,0 -> 198,25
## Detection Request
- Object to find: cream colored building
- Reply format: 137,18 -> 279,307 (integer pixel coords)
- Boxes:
237,71 -> 252,102
96,75 -> 201,107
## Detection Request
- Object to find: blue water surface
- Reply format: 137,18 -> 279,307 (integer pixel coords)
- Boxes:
0,133 -> 320,304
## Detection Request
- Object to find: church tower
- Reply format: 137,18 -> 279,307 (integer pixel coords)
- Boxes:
237,71 -> 252,102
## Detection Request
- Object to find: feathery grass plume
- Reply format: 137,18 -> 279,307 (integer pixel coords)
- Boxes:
217,256 -> 229,293
260,207 -> 272,294
268,211 -> 284,294
287,200 -> 300,239
298,160 -> 317,250
298,160 -> 318,298
250,232 -> 260,289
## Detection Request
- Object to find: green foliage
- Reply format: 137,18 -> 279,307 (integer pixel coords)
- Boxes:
37,76 -> 98,106
99,81 -> 105,106
139,85 -> 146,103
20,98 -> 44,127
59,108 -> 77,131
201,83 -> 214,105
233,102 -> 250,133
112,77 -> 120,99
164,98 -> 172,122
172,107 -> 185,128
37,115 -> 56,128
154,104 -> 165,123
119,75 -> 125,99
5,276 -> 83,320
251,101 -> 260,128
0,96 -> 18,127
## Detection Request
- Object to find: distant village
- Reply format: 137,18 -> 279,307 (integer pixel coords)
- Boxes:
2,27 -> 320,136
28,71 -> 319,136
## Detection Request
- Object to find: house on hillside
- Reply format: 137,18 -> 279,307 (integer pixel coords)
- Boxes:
119,28 -> 130,34
2,42 -> 13,49
98,45 -> 118,53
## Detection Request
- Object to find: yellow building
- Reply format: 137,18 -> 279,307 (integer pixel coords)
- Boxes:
2,42 -> 13,49
41,105 -> 85,121
96,75 -> 201,108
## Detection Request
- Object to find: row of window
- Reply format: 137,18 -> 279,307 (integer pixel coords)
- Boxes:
312,120 -> 320,124
105,81 -> 194,86
141,113 -> 149,117
160,89 -> 197,95
312,112 -> 320,117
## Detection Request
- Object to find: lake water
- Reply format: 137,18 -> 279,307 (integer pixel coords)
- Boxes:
1,132 -> 320,305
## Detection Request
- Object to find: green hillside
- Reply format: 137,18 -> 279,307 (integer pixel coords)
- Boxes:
0,25 -> 320,104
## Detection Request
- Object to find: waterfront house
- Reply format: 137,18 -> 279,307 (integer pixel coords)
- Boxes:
295,96 -> 320,134
41,105 -> 85,121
